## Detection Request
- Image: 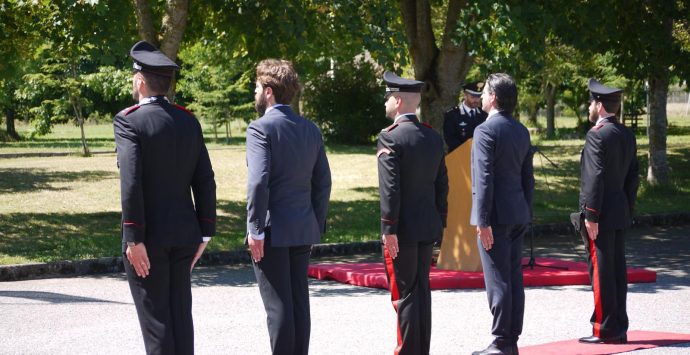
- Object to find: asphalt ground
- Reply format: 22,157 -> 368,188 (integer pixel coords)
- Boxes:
1,225 -> 688,355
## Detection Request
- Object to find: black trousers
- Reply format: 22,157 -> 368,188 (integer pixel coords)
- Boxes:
124,245 -> 198,355
477,224 -> 526,346
582,228 -> 628,338
382,240 -> 434,355
253,239 -> 312,355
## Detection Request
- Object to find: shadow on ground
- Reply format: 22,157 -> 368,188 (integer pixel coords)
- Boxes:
0,168 -> 116,194
0,290 -> 128,304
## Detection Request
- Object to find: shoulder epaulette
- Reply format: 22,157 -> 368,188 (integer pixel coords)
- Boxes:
174,103 -> 194,116
383,123 -> 399,132
445,106 -> 459,114
124,105 -> 141,116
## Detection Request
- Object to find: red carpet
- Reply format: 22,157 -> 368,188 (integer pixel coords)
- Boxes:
307,257 -> 656,290
519,330 -> 690,354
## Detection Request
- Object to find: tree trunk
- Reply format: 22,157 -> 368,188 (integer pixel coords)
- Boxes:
132,0 -> 157,44
5,108 -> 19,140
545,83 -> 556,138
71,99 -> 90,156
398,0 -> 473,130
646,73 -> 669,185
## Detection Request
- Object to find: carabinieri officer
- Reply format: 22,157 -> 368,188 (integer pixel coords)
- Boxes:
377,71 -> 448,355
578,78 -> 639,345
115,41 -> 216,355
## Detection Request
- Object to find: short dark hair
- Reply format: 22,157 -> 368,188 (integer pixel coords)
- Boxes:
597,100 -> 620,115
256,59 -> 300,104
141,71 -> 172,94
484,73 -> 518,114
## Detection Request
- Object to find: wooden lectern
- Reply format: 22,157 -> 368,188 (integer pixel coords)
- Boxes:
436,139 -> 482,271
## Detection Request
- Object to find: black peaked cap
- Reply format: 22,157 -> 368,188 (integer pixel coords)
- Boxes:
130,41 -> 179,77
588,78 -> 623,104
383,71 -> 424,93
462,81 -> 484,96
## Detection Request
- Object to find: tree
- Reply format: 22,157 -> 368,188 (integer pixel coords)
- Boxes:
554,0 -> 690,185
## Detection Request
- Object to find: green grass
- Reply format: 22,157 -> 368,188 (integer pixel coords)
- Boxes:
0,114 -> 688,264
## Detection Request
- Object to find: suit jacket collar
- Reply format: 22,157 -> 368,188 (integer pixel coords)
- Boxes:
262,104 -> 295,119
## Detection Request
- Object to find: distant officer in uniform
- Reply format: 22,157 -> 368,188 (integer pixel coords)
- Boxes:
114,41 -> 216,355
245,59 -> 332,355
578,79 -> 639,345
377,71 -> 448,355
471,73 -> 534,355
443,81 -> 488,152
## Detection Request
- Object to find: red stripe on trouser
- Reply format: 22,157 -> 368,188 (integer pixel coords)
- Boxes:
589,237 -> 603,337
383,248 -> 403,355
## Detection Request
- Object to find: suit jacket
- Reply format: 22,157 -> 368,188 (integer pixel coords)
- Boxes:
246,105 -> 332,247
470,111 -> 534,227
377,114 -> 449,242
443,104 -> 488,152
114,96 -> 216,248
579,116 -> 639,231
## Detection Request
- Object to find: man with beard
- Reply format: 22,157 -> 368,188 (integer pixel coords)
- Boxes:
578,79 -> 639,345
114,41 -> 216,355
443,81 -> 488,152
471,73 -> 533,355
245,59 -> 332,355
377,71 -> 448,355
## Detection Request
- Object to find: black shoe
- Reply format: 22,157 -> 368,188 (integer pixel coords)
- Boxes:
471,343 -> 516,355
578,334 -> 627,344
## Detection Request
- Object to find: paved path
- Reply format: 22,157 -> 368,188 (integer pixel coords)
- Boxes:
1,225 -> 688,354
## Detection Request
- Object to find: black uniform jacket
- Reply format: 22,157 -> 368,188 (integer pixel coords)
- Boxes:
443,104 -> 488,152
377,114 -> 449,242
114,97 -> 216,247
579,116 -> 639,231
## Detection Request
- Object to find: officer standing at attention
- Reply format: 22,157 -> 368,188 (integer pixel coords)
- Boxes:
377,71 -> 448,355
471,73 -> 534,355
443,81 -> 488,152
578,79 -> 639,345
114,41 -> 216,355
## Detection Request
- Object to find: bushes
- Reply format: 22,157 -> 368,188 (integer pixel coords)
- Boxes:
303,61 -> 389,145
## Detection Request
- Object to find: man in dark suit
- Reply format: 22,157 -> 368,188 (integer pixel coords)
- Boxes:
246,59 -> 332,355
470,73 -> 534,355
578,79 -> 639,345
377,71 -> 448,355
443,81 -> 489,152
114,41 -> 216,355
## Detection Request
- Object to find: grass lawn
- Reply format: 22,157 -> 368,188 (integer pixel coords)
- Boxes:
0,114 -> 688,265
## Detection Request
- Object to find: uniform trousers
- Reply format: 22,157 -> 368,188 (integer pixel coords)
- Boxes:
124,245 -> 198,355
383,240 -> 434,355
253,236 -> 312,355
477,224 -> 526,346
582,228 -> 628,338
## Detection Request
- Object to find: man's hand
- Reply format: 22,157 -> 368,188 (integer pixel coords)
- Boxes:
382,234 -> 399,259
248,236 -> 264,263
190,242 -> 208,272
585,220 -> 599,240
477,226 -> 494,251
126,243 -> 150,278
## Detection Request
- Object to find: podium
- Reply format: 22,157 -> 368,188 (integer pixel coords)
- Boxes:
436,139 -> 482,272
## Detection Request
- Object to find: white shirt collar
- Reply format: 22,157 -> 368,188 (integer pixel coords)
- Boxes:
487,108 -> 500,119
139,96 -> 169,105
462,103 -> 475,114
265,104 -> 289,114
394,113 -> 416,123
595,114 -> 615,125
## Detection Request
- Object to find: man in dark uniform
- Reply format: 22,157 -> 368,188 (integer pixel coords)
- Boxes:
245,59 -> 331,355
578,79 -> 639,345
377,71 -> 448,355
443,81 -> 488,152
114,41 -> 216,355
471,73 -> 534,355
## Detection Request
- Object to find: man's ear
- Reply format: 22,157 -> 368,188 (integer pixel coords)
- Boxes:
264,86 -> 273,99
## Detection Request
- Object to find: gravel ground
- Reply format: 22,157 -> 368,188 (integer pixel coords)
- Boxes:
1,225 -> 688,355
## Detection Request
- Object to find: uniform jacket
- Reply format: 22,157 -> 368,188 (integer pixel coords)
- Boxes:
443,104 -> 488,152
377,114 -> 449,242
114,96 -> 216,247
579,116 -> 639,230
470,111 -> 534,227
246,105 -> 332,247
